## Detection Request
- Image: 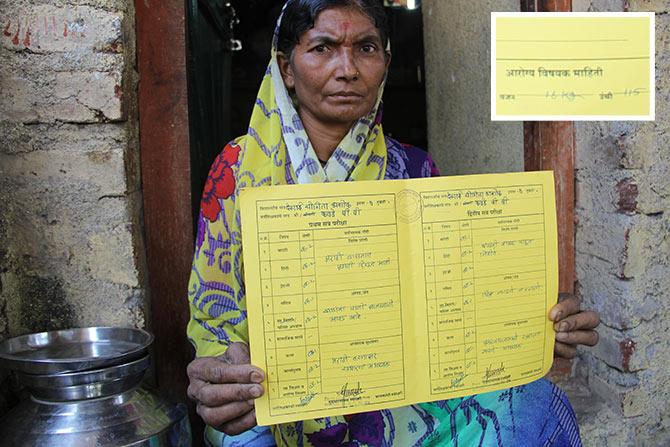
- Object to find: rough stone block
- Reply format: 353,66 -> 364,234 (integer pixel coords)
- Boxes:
621,223 -> 644,280
575,122 -> 638,172
589,324 -> 651,373
623,216 -> 670,287
55,70 -> 123,120
0,147 -> 139,289
575,254 -> 650,329
3,192 -> 135,281
572,0 -> 625,12
1,141 -> 126,188
1,271 -> 146,335
616,127 -> 650,170
1,272 -> 76,334
0,75 -> 41,123
0,68 -> 123,123
629,0 -> 670,13
0,122 -> 127,155
1,4 -> 123,54
65,280 -> 146,329
621,386 -> 651,419
636,139 -> 670,215
589,373 -> 647,418
575,172 -> 620,215
575,210 -> 630,274
578,406 -> 636,446
85,222 -> 138,286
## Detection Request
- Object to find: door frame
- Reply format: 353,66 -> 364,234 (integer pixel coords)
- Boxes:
135,0 -> 196,430
521,0 -> 576,378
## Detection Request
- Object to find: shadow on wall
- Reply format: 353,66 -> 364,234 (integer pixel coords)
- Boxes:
0,274 -> 76,415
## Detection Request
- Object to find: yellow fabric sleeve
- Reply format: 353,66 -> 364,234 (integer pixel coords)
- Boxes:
186,143 -> 249,358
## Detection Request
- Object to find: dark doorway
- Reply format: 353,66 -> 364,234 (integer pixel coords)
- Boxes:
186,0 -> 236,227
380,5 -> 428,149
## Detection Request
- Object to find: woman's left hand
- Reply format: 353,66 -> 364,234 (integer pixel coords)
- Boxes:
550,293 -> 600,359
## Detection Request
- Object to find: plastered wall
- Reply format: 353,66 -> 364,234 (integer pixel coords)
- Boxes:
423,0 -> 524,175
0,0 -> 146,413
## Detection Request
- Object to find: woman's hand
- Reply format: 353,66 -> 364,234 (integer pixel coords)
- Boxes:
550,293 -> 600,359
186,342 -> 265,435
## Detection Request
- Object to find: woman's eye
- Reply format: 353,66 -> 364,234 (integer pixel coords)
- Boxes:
361,44 -> 377,53
314,44 -> 328,53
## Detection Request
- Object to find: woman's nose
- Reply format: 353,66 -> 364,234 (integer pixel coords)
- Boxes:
336,48 -> 359,81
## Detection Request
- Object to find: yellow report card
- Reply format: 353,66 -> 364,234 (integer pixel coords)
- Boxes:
492,12 -> 655,121
241,171 -> 558,425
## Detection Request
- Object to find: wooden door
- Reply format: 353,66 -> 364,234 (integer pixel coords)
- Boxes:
136,0 -> 240,442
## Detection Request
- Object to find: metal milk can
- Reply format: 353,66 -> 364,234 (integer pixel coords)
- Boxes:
0,327 -> 191,446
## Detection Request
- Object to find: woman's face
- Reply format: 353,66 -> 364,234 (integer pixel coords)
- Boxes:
278,7 -> 390,128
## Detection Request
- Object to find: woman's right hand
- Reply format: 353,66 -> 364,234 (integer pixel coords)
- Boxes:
186,342 -> 265,435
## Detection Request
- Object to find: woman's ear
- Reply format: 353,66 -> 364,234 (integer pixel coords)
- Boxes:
277,52 -> 295,90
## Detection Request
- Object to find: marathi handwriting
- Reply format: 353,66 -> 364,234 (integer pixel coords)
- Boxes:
493,14 -> 653,119
242,172 -> 557,425
256,194 -> 406,417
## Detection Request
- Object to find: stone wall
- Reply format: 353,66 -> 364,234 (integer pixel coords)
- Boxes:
572,0 -> 670,444
423,0 -> 524,175
0,0 -> 145,414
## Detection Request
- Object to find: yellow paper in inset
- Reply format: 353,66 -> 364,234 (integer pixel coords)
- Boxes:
492,13 -> 654,120
241,171 -> 558,425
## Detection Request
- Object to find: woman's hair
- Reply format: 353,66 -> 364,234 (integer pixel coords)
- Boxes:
277,0 -> 389,57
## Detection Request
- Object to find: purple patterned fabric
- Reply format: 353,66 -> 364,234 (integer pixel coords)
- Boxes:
383,136 -> 437,180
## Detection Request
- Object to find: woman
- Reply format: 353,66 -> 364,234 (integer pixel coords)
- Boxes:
186,1 -> 600,445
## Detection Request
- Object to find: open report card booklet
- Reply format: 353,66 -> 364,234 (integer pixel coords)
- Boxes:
241,171 -> 558,425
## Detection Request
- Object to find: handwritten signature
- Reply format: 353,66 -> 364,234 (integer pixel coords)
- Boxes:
338,381 -> 364,400
483,363 -> 506,381
299,393 -> 316,406
450,373 -> 467,388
